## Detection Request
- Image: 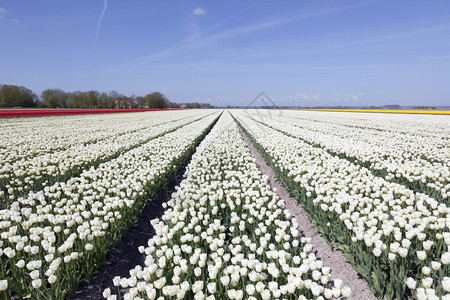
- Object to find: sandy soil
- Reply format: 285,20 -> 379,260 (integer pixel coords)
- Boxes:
239,127 -> 378,300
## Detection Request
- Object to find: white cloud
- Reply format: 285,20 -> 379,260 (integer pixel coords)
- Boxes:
0,7 -> 7,15
329,92 -> 365,103
193,7 -> 207,16
91,0 -> 108,52
110,1 -> 378,72
13,18 -> 19,23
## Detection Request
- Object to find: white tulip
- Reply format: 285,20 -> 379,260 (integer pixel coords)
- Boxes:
422,277 -> 433,288
48,275 -> 57,285
32,279 -> 42,289
220,275 -> 230,286
342,286 -> 352,297
0,280 -> 7,291
103,288 -> 111,298
417,250 -> 426,261
207,282 -> 216,294
334,279 -> 343,289
422,266 -> 431,275
442,277 -> 450,292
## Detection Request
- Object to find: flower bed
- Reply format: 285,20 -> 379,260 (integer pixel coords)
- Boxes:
0,112 -> 220,299
233,110 -> 449,299
242,110 -> 449,204
105,112 -> 350,300
0,111 -> 214,208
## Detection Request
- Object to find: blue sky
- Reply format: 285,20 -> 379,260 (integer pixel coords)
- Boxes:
1,0 -> 449,106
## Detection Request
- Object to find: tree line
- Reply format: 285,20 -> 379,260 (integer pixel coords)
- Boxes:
0,84 -> 212,109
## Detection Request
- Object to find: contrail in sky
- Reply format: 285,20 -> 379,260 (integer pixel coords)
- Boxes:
91,0 -> 108,52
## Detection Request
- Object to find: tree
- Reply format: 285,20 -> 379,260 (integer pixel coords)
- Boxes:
107,91 -> 120,108
144,92 -> 168,109
98,92 -> 110,108
183,102 -> 202,109
71,91 -> 85,108
108,96 -> 116,108
86,91 -> 99,108
0,84 -> 37,107
41,89 -> 68,108
65,92 -> 78,108
167,101 -> 180,109
0,84 -> 211,109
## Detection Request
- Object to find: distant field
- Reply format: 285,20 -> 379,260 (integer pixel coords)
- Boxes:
301,108 -> 450,114
0,108 -> 181,117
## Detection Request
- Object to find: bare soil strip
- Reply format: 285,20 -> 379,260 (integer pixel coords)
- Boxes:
238,127 -> 378,300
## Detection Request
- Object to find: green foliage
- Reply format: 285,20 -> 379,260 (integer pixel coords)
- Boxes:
0,83 -> 210,109
97,92 -> 111,108
41,89 -> 68,108
0,84 -> 38,107
181,102 -> 212,109
144,92 -> 169,108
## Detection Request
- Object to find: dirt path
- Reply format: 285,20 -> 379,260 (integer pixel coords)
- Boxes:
238,127 -> 378,300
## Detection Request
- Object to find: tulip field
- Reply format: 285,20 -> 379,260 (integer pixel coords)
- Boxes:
0,110 -> 215,208
0,110 -> 220,299
0,109 -> 449,299
233,110 -> 449,299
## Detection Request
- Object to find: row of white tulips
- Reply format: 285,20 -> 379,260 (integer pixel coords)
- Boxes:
233,111 -> 449,299
0,112 -> 220,299
240,110 -> 449,202
277,110 -> 448,149
270,110 -> 449,163
104,112 -> 351,300
0,111 -> 214,207
287,112 -> 449,198
0,111 -> 200,163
